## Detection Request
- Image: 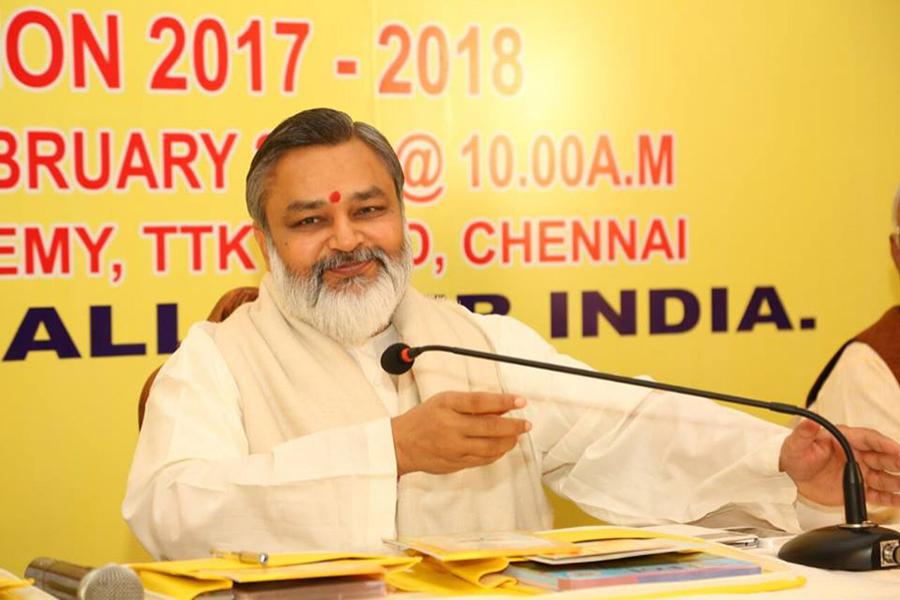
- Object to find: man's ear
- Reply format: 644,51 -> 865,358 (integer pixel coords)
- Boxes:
891,234 -> 900,275
253,223 -> 270,270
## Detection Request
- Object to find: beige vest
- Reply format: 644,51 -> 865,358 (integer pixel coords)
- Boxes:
213,275 -> 552,536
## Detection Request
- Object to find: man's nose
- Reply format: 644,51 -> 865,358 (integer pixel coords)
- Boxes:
328,214 -> 362,252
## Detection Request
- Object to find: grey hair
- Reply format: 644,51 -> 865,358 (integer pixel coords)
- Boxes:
246,108 -> 405,232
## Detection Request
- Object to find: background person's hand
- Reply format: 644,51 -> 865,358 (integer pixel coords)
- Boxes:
780,419 -> 900,506
391,391 -> 531,476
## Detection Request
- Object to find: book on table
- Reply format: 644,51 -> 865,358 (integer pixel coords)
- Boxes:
503,552 -> 762,591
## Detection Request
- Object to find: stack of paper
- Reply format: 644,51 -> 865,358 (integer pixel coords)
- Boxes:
382,526 -> 806,597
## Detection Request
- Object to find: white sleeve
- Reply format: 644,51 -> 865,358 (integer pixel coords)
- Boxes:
472,313 -> 802,532
810,341 -> 900,524
121,323 -> 398,560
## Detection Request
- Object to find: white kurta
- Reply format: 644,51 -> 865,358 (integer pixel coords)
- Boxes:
809,341 -> 900,524
123,311 -> 802,560
811,342 -> 900,444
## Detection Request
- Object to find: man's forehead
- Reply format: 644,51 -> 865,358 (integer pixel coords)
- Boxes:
274,139 -> 388,178
264,141 -> 396,213
283,186 -> 388,212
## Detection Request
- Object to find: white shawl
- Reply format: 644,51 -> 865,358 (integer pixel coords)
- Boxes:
213,275 -> 552,536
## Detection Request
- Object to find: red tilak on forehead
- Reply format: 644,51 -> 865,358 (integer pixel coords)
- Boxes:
329,191 -> 341,203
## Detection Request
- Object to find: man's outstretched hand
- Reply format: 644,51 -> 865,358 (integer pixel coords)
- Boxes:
780,419 -> 900,507
391,391 -> 531,476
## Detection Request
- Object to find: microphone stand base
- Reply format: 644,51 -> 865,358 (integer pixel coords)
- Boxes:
777,525 -> 900,570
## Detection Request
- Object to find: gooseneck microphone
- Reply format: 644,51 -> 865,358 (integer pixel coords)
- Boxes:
381,342 -> 900,571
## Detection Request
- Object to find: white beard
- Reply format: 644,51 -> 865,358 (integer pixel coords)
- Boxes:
267,236 -> 412,346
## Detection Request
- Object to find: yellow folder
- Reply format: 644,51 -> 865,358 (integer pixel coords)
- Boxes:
128,553 -> 419,600
0,574 -> 35,600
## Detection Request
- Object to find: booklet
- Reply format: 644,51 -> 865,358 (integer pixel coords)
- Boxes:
527,537 -> 703,565
642,523 -> 764,548
385,530 -> 578,561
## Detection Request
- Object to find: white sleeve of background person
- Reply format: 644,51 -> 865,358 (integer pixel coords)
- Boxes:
121,322 -> 398,560
471,312 -> 802,533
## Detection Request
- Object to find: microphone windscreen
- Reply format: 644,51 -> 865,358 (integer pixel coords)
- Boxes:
381,343 -> 414,374
78,564 -> 143,600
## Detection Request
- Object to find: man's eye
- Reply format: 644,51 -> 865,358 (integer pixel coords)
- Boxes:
293,216 -> 321,227
357,206 -> 385,217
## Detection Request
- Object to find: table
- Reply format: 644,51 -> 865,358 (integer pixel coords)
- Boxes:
4,543 -> 900,599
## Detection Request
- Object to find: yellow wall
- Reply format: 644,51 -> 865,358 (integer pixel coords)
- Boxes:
1,0 -> 899,575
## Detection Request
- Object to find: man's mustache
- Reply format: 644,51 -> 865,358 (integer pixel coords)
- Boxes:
311,246 -> 389,283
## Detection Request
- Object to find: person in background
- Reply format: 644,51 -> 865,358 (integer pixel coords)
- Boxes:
809,188 -> 900,441
807,187 -> 900,522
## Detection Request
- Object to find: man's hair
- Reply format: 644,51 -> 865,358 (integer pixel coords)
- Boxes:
246,108 -> 404,232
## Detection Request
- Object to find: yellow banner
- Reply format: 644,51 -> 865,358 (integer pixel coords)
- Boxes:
1,0 -> 898,575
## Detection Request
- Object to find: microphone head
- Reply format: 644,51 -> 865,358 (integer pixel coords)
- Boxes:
381,343 -> 414,374
78,564 -> 143,600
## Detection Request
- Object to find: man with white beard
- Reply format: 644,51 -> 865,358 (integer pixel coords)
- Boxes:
268,238 -> 413,347
123,108 -> 900,560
